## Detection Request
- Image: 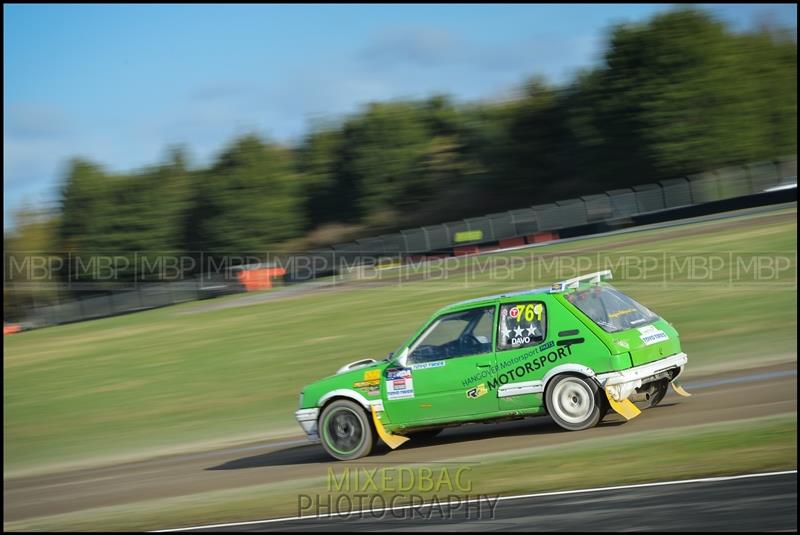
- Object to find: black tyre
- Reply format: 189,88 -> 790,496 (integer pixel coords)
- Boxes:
598,396 -> 611,421
545,374 -> 604,431
319,399 -> 376,461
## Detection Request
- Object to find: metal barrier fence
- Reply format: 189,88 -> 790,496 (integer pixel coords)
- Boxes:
6,156 -> 797,329
319,155 -> 797,257
14,276 -> 243,329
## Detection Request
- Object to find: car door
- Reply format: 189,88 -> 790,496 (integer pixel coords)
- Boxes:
382,305 -> 499,425
491,299 -> 550,412
492,296 -> 607,411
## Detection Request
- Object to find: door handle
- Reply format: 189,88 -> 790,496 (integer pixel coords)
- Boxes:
476,363 -> 492,368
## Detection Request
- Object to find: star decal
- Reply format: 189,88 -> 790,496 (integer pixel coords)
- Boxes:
513,325 -> 524,337
501,326 -> 511,339
526,323 -> 538,336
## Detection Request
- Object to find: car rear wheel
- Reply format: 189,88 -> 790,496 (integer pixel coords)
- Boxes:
319,399 -> 375,461
546,374 -> 604,431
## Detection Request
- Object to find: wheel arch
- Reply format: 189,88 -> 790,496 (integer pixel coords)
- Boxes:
541,364 -> 599,412
317,389 -> 376,420
542,364 -> 597,390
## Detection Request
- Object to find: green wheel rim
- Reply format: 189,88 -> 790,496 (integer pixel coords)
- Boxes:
322,407 -> 366,456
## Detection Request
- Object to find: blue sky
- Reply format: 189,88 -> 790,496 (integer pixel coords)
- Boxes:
3,3 -> 797,228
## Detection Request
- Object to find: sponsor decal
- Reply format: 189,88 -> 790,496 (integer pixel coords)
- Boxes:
466,384 -> 488,399
461,340 -> 554,388
608,308 -> 636,319
484,344 -> 576,392
353,379 -> 380,388
387,368 -> 412,380
364,369 -> 381,381
410,360 -> 446,370
637,325 -> 669,346
386,367 -> 414,400
387,378 -> 414,400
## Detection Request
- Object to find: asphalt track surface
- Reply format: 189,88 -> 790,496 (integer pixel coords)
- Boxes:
4,361 -> 797,527
171,471 -> 798,532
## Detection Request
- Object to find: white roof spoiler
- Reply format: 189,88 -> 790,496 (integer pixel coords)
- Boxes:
550,270 -> 613,293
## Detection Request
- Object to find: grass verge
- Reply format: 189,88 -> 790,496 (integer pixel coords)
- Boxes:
4,207 -> 797,474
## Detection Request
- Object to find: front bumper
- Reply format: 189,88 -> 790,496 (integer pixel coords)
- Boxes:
295,408 -> 321,443
596,352 -> 687,401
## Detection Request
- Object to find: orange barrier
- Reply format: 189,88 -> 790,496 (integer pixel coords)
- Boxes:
525,231 -> 559,244
4,323 -> 22,335
453,245 -> 480,256
499,237 -> 526,248
235,267 -> 286,291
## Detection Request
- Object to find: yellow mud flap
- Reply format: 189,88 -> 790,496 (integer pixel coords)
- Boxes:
371,406 -> 409,449
604,388 -> 641,420
671,381 -> 692,397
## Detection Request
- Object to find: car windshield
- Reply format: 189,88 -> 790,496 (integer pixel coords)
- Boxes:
565,285 -> 659,333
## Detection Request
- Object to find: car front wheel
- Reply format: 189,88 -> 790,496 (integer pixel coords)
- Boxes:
546,374 -> 604,431
319,399 -> 376,461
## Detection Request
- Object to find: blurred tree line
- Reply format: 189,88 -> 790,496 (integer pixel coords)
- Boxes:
4,8 -> 797,308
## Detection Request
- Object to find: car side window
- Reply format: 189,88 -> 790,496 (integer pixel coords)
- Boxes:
497,302 -> 546,351
408,306 -> 495,364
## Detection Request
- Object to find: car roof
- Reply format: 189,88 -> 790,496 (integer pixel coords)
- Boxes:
436,286 -> 552,315
432,271 -> 618,317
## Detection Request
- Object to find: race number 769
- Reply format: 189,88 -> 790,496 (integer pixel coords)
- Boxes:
511,303 -> 543,322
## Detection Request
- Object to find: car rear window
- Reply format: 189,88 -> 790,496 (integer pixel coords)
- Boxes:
565,286 -> 658,333
497,302 -> 546,351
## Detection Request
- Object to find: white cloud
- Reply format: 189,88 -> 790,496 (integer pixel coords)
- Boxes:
359,26 -> 460,67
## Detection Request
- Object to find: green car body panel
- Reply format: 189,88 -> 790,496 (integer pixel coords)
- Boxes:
295,271 -> 688,456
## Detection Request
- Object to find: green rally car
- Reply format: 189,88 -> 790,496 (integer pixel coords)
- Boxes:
295,270 -> 690,461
